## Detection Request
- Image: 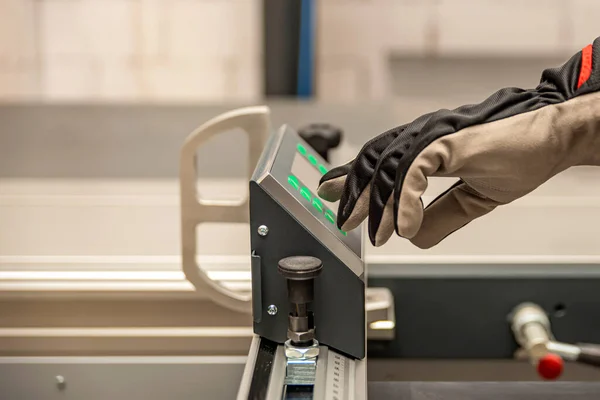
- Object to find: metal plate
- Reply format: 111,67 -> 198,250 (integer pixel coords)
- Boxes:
252,125 -> 363,278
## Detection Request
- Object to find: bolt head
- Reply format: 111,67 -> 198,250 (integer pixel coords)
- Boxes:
258,225 -> 269,236
55,375 -> 66,390
267,305 -> 277,316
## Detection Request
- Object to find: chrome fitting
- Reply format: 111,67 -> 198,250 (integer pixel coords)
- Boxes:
284,339 -> 320,360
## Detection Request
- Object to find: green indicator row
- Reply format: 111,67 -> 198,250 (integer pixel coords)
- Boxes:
288,172 -> 346,236
324,210 -> 336,224
297,143 -> 307,155
312,198 -> 323,213
296,142 -> 329,176
288,175 -> 300,190
300,187 -> 312,201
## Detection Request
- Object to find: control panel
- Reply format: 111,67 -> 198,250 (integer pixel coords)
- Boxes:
250,124 -> 365,359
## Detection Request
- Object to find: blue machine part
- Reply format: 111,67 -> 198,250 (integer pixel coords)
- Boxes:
297,0 -> 314,97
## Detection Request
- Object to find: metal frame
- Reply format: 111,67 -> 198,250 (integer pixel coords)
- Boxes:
236,337 -> 367,400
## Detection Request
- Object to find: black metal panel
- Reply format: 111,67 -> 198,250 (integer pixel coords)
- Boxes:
368,382 -> 600,400
367,277 -> 600,359
250,182 -> 365,359
251,253 -> 263,324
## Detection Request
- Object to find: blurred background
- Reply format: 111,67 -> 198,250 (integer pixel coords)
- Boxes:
1,0 -> 597,104
1,1 -> 600,398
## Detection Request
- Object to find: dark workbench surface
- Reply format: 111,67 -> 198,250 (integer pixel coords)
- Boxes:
369,382 -> 600,399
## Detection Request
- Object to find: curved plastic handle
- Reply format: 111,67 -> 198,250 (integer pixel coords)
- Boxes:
180,106 -> 271,313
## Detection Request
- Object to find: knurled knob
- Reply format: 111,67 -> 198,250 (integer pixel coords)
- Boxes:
278,256 -> 323,281
298,124 -> 343,162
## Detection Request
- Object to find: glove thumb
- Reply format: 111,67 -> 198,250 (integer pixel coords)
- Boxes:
410,181 -> 501,249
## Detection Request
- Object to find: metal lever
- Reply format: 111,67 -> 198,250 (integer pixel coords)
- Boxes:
575,343 -> 600,367
180,106 -> 270,313
298,123 -> 342,162
510,302 -> 600,380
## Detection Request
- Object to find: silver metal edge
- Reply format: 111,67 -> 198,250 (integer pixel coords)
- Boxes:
236,335 -> 261,400
319,349 -> 363,400
312,346 -> 329,399
265,346 -> 286,400
352,357 -> 367,400
257,173 -> 364,279
345,354 -> 352,399
250,124 -> 286,183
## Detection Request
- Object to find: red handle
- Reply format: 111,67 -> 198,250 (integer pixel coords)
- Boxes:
537,354 -> 563,380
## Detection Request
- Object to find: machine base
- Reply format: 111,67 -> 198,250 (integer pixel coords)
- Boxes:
237,336 -> 367,400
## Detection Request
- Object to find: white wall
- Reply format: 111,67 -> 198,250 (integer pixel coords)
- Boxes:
0,0 -> 599,102
317,0 -> 600,101
0,0 -> 261,102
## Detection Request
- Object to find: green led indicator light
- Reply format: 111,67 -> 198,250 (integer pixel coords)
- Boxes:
300,187 -> 312,202
307,154 -> 318,166
339,229 -> 347,236
288,175 -> 300,190
297,143 -> 307,155
318,164 -> 328,175
324,210 -> 336,224
312,198 -> 323,213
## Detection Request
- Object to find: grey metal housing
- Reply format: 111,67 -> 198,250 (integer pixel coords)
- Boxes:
249,126 -> 366,359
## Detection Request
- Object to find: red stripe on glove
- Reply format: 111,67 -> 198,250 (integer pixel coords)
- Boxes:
577,44 -> 593,89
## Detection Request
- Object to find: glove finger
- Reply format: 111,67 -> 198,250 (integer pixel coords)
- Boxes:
368,114 -> 435,245
370,141 -> 429,245
410,181 -> 501,249
393,136 -> 441,240
329,129 -> 401,232
317,162 -> 352,202
370,191 -> 425,247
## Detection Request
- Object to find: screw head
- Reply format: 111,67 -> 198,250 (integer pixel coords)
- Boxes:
267,305 -> 278,315
55,375 -> 66,390
258,225 -> 269,236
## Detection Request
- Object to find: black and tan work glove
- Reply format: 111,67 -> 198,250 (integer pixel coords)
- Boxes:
318,37 -> 600,249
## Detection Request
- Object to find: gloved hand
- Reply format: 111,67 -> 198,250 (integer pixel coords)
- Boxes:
318,37 -> 600,249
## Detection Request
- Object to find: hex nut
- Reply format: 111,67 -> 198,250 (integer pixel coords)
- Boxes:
285,339 -> 319,359
287,328 -> 315,343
